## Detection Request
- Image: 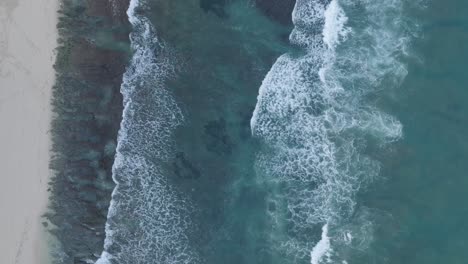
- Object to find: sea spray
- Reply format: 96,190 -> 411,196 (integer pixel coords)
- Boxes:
251,0 -> 413,262
95,0 -> 199,263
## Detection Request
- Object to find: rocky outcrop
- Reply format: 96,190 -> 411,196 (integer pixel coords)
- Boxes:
48,0 -> 130,263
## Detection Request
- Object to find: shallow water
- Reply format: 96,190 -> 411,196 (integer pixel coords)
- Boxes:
96,0 -> 290,263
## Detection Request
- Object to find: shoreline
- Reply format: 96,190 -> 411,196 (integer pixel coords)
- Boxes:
0,0 -> 58,263
46,0 -> 130,262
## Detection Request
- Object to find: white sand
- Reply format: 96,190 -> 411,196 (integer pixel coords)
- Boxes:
0,0 -> 58,263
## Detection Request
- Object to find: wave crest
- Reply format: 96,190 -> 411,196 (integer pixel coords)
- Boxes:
251,0 -> 414,262
95,0 -> 198,263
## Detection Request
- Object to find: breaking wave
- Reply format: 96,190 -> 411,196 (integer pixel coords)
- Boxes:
251,0 -> 415,262
95,0 -> 199,263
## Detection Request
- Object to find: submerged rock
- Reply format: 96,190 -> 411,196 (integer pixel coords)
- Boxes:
203,118 -> 233,156
173,152 -> 202,180
254,0 -> 296,25
200,0 -> 229,18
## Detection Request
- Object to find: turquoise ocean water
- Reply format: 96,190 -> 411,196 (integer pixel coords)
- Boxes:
83,0 -> 468,263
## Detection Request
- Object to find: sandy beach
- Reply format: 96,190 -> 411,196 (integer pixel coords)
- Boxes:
0,0 -> 57,263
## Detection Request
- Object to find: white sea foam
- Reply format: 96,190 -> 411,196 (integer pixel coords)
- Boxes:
310,224 -> 332,264
95,0 -> 197,263
323,0 -> 350,50
251,0 -> 413,262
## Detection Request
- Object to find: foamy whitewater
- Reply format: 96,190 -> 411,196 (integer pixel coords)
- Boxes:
251,0 -> 413,262
91,0 -> 418,263
95,0 -> 198,263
